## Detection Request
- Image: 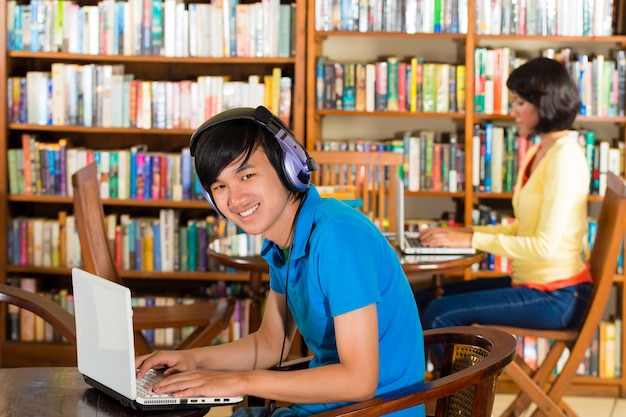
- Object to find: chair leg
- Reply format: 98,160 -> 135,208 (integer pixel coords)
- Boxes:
499,343 -> 567,417
503,361 -> 568,417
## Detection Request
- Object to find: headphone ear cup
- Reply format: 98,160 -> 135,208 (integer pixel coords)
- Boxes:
282,151 -> 310,192
199,185 -> 222,216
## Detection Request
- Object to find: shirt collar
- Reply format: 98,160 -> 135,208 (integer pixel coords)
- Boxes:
261,185 -> 322,265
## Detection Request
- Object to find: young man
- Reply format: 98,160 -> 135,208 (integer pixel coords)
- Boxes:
136,105 -> 424,417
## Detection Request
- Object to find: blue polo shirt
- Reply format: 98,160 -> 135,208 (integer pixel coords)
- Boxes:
261,185 -> 425,417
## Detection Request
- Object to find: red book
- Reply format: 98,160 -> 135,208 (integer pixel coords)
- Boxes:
397,61 -> 407,112
432,142 -> 442,191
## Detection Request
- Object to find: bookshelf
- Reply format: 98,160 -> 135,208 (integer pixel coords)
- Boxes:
305,0 -> 626,397
0,0 -> 306,367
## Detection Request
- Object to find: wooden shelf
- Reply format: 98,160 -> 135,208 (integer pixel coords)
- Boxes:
305,0 -> 626,398
0,0 -> 306,367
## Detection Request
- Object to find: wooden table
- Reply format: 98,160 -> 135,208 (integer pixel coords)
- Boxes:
209,247 -> 485,330
398,252 -> 486,298
0,367 -> 210,417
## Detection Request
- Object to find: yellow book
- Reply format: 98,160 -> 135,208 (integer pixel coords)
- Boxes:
272,67 -> 282,115
456,64 -> 466,113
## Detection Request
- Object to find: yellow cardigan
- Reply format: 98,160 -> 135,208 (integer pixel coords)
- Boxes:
472,135 -> 590,286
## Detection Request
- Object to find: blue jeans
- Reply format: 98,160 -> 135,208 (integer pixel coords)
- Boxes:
416,277 -> 592,330
231,406 -> 297,417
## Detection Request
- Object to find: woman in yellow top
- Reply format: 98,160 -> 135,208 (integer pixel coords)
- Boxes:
416,57 -> 592,331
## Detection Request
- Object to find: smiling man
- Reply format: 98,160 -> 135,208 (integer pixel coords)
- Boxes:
135,106 -> 425,417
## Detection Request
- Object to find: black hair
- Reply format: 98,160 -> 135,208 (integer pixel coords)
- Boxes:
506,57 -> 580,134
192,118 -> 302,202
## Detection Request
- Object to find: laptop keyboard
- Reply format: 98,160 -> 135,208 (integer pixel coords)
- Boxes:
405,235 -> 422,248
136,369 -> 171,398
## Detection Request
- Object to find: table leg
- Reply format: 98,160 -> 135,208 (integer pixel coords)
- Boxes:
432,274 -> 444,299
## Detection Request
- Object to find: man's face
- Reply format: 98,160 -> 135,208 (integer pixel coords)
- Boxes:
210,148 -> 294,244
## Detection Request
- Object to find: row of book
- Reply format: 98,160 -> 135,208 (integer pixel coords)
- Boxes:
7,0 -> 295,58
8,136 -> 209,200
314,0 -> 469,34
5,277 -> 253,346
6,210 -> 262,272
475,0 -> 619,37
474,47 -> 626,118
315,56 -> 466,114
472,125 -> 625,196
515,318 -> 622,379
7,64 -> 292,129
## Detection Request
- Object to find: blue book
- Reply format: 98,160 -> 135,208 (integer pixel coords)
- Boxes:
143,153 -> 152,199
197,220 -> 207,272
151,0 -> 163,55
127,219 -> 136,270
484,123 -> 493,192
181,148 -> 192,200
142,297 -> 155,344
134,220 -> 142,271
187,220 -> 197,271
152,221 -> 161,271
129,145 -> 146,198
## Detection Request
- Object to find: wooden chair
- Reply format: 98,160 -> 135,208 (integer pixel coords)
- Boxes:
0,284 -> 76,345
309,150 -> 404,233
485,171 -> 626,417
258,326 -> 516,416
71,161 -> 235,355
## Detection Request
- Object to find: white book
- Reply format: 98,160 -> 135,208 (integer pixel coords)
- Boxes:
41,220 -> 52,267
32,218 -> 44,267
117,149 -> 130,199
159,208 -> 174,272
598,140 -> 609,196
175,1 -> 188,57
99,150 -> 111,198
65,148 -> 78,197
122,1 -> 132,55
120,214 -> 131,270
188,3 -> 197,56
163,0 -> 176,57
65,215 -> 78,267
171,154 -> 182,201
491,126 -> 504,193
131,0 -> 143,56
408,135 -> 421,191
166,81 -> 175,129
81,63 -> 95,127
607,148 -> 621,176
51,62 -> 66,125
484,49 -> 495,114
110,67 -> 124,127
365,63 -> 376,112
448,134 -> 458,193
472,133 -> 481,189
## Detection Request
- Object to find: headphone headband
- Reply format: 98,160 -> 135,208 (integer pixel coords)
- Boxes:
189,106 -> 317,215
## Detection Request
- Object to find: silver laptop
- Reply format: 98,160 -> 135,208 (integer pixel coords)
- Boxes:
71,267 -> 243,411
394,175 -> 476,255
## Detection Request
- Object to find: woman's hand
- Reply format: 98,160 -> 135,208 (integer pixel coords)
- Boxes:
419,227 -> 473,248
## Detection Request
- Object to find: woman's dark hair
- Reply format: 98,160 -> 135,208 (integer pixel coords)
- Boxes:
506,57 -> 580,134
192,119 -> 301,201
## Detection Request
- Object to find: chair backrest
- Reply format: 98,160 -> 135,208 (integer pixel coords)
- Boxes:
308,150 -> 404,232
0,284 -> 76,345
71,161 -> 122,284
310,326 -> 517,417
557,171 -> 626,379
